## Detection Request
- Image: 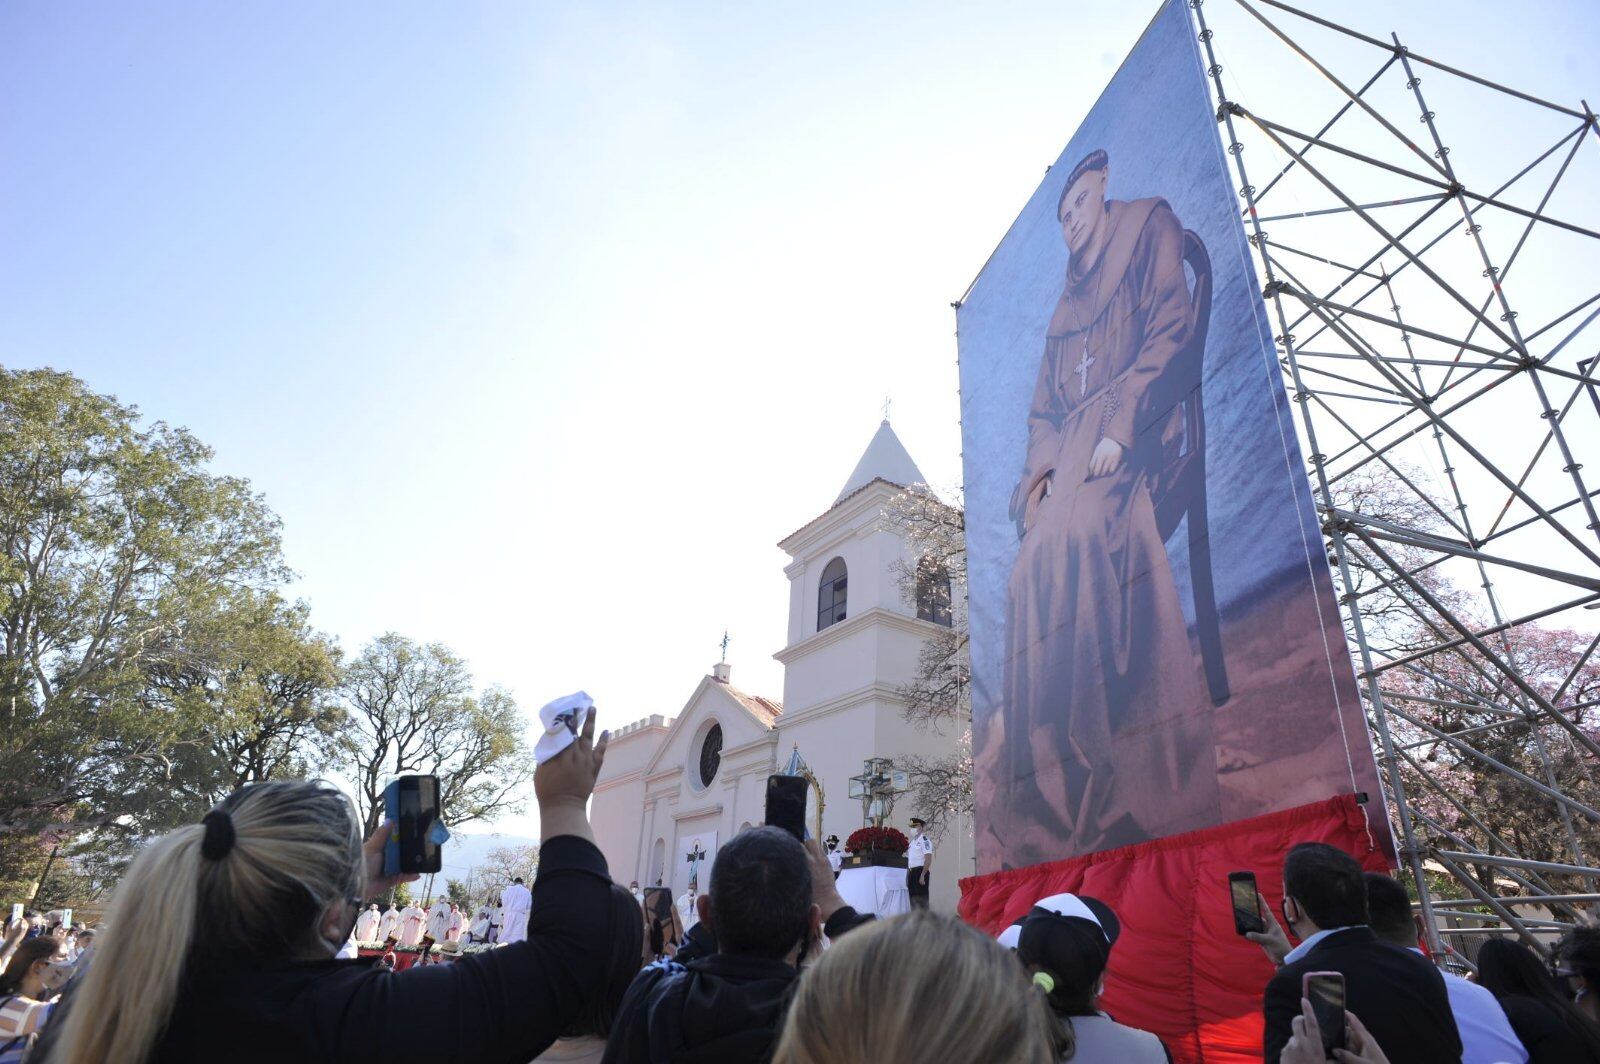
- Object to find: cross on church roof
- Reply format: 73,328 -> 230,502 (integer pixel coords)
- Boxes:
720,630 -> 730,664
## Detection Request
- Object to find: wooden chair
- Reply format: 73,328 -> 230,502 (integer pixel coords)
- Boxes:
1148,229 -> 1231,706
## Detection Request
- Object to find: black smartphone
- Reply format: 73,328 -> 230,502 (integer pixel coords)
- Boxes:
765,774 -> 808,841
643,887 -> 673,924
1229,871 -> 1264,935
1303,971 -> 1346,1055
383,774 -> 442,876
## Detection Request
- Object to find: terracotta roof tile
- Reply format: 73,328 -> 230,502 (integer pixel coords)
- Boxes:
720,683 -> 782,724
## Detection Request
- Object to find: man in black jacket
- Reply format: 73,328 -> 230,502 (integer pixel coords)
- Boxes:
603,828 -> 867,1064
1252,842 -> 1462,1063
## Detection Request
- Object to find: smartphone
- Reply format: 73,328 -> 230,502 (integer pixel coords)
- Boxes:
1303,971 -> 1346,1055
643,887 -> 673,924
1229,871 -> 1264,935
383,774 -> 442,876
765,774 -> 808,841
60,908 -> 72,931
8,904 -> 21,926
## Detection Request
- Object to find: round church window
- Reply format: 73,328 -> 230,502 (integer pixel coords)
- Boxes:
698,723 -> 723,787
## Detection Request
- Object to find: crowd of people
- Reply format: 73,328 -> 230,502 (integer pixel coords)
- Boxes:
1,710 -> 1597,1063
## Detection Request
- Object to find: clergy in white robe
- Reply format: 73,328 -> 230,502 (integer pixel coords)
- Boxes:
677,889 -> 699,932
397,903 -> 427,947
446,905 -> 464,943
424,900 -> 453,943
467,906 -> 491,943
377,905 -> 401,943
354,904 -> 382,943
499,878 -> 533,944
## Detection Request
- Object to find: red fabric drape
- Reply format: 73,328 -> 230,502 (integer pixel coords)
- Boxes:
959,794 -> 1389,1063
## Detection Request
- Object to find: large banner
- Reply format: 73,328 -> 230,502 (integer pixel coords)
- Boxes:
958,0 -> 1386,874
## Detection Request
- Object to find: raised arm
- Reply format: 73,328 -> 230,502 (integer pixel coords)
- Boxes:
331,711 -> 614,1063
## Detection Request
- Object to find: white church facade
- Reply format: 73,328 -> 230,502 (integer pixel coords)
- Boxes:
589,420 -> 970,912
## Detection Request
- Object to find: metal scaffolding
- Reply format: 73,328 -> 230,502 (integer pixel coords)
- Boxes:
1187,0 -> 1600,960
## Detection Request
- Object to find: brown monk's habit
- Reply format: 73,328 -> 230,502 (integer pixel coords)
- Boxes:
1003,196 -> 1218,861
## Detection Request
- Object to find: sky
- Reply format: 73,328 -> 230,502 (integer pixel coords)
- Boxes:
3,0 -> 1596,839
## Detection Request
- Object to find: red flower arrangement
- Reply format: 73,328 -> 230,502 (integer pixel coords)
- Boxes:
845,826 -> 909,856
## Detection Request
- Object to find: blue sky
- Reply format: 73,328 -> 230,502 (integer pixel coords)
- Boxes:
3,0 -> 1595,836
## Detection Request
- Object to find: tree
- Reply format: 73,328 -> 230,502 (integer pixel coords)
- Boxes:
0,369 -> 288,869
444,877 -> 473,908
883,486 -> 973,840
1330,462 -> 1600,898
336,634 -> 537,834
477,842 -> 539,893
137,592 -> 343,815
885,487 -> 969,730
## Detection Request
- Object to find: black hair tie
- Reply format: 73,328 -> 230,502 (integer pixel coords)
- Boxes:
200,809 -> 236,861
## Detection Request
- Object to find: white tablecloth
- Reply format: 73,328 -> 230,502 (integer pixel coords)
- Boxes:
835,865 -> 911,918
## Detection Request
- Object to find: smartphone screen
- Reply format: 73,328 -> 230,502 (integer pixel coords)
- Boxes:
765,774 -> 808,841
9,904 -> 21,926
1304,972 -> 1346,1054
1229,872 -> 1263,934
643,886 -> 673,924
386,774 -> 442,875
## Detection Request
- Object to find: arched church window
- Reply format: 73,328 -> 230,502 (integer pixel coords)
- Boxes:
698,723 -> 723,787
915,556 -> 953,627
817,557 -> 848,631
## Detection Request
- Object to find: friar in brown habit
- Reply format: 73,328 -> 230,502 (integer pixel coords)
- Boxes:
1003,148 -> 1218,862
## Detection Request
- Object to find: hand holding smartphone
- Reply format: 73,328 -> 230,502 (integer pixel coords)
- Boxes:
383,774 -> 443,877
765,775 -> 809,841
1303,971 -> 1347,1055
1229,871 -> 1265,935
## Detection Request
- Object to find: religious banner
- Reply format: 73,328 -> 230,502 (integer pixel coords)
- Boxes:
957,0 -> 1388,877
677,830 -> 717,893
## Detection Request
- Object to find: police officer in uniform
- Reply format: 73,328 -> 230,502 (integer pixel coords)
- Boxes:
907,817 -> 934,909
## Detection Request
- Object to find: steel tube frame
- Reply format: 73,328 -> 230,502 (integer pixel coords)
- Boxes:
1187,0 -> 1600,954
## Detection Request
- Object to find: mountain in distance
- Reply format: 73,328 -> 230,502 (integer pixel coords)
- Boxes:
437,830 -> 540,885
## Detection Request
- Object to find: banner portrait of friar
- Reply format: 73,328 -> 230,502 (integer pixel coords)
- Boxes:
958,0 -> 1388,873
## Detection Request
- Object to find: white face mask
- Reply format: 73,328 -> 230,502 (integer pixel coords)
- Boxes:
37,958 -> 74,992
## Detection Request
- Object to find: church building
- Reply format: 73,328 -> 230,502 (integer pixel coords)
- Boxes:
589,420 -> 969,912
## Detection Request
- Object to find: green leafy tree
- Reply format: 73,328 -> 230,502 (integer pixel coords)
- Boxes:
138,592 -> 343,814
336,634 -> 536,835
0,369 -> 288,870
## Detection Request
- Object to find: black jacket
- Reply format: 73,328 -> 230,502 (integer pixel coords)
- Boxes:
1262,926 -> 1462,1063
1497,994 -> 1600,1064
673,922 -> 718,964
601,906 -> 873,1064
61,836 -> 615,1064
601,953 -> 798,1064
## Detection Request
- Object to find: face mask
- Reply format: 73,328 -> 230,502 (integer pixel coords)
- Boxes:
37,959 -> 74,992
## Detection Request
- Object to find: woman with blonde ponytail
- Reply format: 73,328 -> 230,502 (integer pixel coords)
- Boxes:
772,911 -> 1062,1064
45,710 -> 614,1064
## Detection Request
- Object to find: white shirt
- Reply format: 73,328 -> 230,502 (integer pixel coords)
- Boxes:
908,832 -> 934,865
1414,950 -> 1528,1064
677,892 -> 699,931
1281,925 -> 1360,965
827,849 -> 843,873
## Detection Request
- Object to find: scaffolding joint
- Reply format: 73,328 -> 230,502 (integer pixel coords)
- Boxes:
1263,279 -> 1290,299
